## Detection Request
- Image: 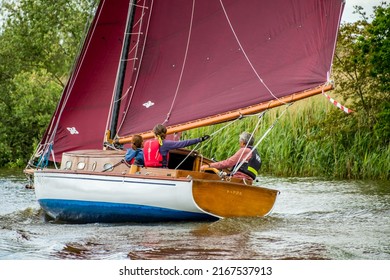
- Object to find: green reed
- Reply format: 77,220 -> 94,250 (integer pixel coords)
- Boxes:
183,96 -> 389,180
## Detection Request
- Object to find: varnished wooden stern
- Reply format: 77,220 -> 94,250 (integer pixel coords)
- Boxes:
192,179 -> 279,218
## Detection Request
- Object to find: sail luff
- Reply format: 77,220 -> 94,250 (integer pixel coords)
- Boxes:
115,83 -> 333,144
108,0 -> 137,140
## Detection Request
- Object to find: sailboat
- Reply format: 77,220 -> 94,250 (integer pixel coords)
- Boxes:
26,0 -> 344,223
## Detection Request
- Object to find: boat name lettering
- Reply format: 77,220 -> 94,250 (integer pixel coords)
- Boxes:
227,190 -> 242,196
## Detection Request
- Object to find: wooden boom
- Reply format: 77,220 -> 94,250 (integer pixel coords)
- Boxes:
113,84 -> 333,145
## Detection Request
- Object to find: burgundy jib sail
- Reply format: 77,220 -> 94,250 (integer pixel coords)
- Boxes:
29,0 -> 344,223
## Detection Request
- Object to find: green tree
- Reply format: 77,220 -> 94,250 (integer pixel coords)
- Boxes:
361,3 -> 390,142
317,2 -> 390,178
1,0 -> 96,84
5,70 -> 62,167
332,2 -> 390,138
364,4 -> 390,94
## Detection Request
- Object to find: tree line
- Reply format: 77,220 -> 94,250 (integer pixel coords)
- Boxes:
0,0 -> 388,179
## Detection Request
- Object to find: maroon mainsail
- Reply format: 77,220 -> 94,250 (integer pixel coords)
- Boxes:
37,0 -> 344,162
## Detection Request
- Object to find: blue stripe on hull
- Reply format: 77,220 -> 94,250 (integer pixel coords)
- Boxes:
38,199 -> 217,223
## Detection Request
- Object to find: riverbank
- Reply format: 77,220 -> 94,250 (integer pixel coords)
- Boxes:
185,96 -> 390,180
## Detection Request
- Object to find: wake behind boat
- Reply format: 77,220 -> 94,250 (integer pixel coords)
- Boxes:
25,0 -> 344,223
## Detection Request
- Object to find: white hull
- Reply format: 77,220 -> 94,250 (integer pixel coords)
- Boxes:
34,170 -> 217,223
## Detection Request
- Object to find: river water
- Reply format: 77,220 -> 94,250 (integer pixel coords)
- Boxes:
0,168 -> 389,260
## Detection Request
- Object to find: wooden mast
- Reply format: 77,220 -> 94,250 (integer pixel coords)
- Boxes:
114,83 -> 333,145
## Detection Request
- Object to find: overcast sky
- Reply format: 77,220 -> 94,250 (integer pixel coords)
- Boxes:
341,0 -> 383,22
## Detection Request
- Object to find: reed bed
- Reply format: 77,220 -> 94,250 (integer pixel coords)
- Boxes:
183,96 -> 389,180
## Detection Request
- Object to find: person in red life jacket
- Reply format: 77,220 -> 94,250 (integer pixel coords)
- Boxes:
144,124 -> 209,168
200,132 -> 261,180
124,134 -> 145,166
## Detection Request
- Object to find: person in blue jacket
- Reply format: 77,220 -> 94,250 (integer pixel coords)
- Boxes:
125,134 -> 144,166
